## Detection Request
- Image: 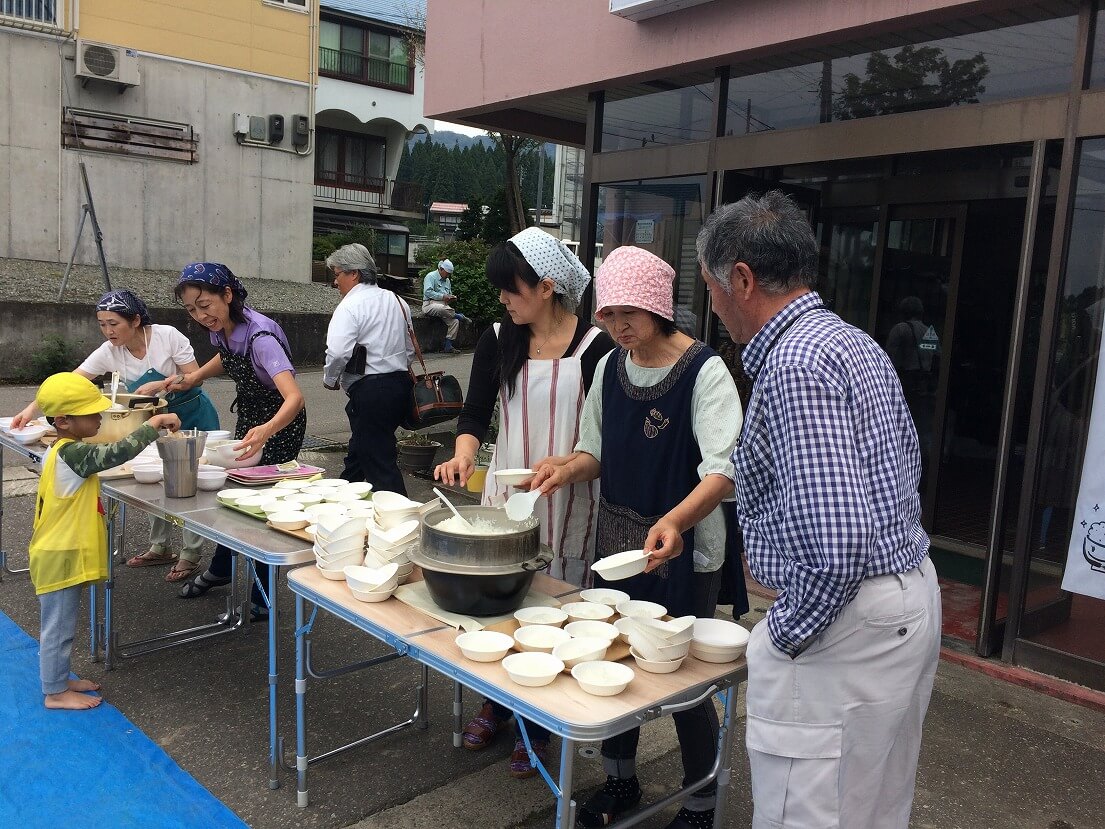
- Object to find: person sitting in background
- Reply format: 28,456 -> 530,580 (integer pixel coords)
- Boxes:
422,258 -> 466,353
323,243 -> 415,494
29,373 -> 180,710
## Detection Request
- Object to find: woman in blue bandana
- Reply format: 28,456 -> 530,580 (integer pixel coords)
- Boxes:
10,289 -> 219,581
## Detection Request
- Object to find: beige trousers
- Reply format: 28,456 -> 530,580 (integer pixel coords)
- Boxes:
746,556 -> 941,829
422,300 -> 459,340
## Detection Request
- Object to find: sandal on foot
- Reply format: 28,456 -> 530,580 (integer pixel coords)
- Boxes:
126,549 -> 179,568
577,777 -> 642,828
509,739 -> 548,779
165,560 -> 200,583
462,702 -> 506,751
179,571 -> 231,599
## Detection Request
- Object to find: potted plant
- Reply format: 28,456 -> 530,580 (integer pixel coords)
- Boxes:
397,430 -> 443,474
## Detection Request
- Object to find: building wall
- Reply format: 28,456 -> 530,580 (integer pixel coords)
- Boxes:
0,31 -> 314,282
425,0 -> 1002,120
77,0 -> 312,83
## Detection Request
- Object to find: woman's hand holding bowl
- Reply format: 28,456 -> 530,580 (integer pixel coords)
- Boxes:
234,424 -> 270,461
643,517 -> 684,572
435,454 -> 474,487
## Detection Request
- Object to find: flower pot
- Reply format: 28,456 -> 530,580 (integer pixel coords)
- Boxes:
397,440 -> 442,474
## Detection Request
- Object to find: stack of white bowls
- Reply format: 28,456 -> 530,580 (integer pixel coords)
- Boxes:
313,514 -> 366,579
689,618 -> 749,663
623,613 -> 695,673
343,562 -> 399,602
365,516 -> 418,583
371,491 -> 424,528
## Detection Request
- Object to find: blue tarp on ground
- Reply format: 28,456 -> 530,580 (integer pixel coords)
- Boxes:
0,609 -> 247,828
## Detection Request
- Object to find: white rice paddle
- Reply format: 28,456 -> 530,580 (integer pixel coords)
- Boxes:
505,488 -> 542,522
432,487 -> 475,531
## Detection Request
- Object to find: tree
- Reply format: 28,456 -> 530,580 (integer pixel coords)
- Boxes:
489,132 -> 539,235
456,195 -> 485,242
834,45 -> 989,121
482,188 -> 512,245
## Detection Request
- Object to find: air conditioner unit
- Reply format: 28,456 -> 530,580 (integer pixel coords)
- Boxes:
609,0 -> 715,22
75,40 -> 141,88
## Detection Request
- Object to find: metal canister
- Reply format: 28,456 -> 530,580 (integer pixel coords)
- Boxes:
156,431 -> 207,498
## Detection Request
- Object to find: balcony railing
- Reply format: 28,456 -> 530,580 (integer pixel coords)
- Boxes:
0,0 -> 58,26
319,46 -> 411,89
314,178 -> 423,214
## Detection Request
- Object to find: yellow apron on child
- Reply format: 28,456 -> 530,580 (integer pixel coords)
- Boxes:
28,438 -> 108,595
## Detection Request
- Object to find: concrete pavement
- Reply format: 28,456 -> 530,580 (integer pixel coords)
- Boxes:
2,352 -> 1105,827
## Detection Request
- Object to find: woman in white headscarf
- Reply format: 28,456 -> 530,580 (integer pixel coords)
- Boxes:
434,227 -> 614,780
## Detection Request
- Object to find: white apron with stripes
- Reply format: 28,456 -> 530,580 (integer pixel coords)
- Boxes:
483,325 -> 602,586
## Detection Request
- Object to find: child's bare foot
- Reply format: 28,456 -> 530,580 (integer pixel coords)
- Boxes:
67,678 -> 100,692
45,689 -> 102,710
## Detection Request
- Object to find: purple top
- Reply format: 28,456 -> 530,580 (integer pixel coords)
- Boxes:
211,308 -> 295,390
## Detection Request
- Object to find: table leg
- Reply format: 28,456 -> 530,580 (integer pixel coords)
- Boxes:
416,664 -> 430,730
712,688 -> 736,829
295,594 -> 308,808
452,681 -> 463,747
104,501 -> 125,671
268,563 -> 281,790
0,448 -> 31,578
555,738 -> 577,829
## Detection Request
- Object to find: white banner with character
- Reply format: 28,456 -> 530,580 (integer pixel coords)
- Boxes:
1062,347 -> 1105,600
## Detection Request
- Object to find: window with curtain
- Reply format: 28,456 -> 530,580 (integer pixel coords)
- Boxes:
315,129 -> 386,190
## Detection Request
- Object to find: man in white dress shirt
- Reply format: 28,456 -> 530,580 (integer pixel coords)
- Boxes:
324,244 -> 416,493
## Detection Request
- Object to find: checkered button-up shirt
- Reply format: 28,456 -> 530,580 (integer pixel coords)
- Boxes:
733,291 -> 929,656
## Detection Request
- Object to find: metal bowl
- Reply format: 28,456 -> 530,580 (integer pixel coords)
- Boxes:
420,505 -> 540,569
409,547 -> 551,617
86,394 -> 168,445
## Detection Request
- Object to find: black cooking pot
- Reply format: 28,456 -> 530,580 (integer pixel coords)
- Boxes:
410,548 -> 551,617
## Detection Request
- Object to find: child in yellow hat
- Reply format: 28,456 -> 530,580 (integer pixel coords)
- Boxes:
30,372 -> 180,710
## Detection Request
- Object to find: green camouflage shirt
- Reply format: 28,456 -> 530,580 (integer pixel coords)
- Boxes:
57,423 -> 159,478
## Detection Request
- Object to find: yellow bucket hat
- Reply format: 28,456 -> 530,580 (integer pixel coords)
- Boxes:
36,373 -> 112,417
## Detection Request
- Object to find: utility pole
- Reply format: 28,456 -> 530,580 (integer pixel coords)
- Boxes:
535,142 -> 545,226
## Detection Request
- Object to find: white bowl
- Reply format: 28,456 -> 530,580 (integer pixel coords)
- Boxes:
349,585 -> 395,603
320,488 -> 356,503
216,488 -> 257,505
235,495 -> 271,515
692,618 -> 750,648
314,534 -> 365,558
304,525 -> 317,539
630,646 -> 685,674
513,624 -> 572,654
592,550 -> 650,581
339,482 -> 373,498
628,629 -> 667,663
369,519 -> 420,547
637,615 -> 696,639
370,544 -> 413,564
514,606 -> 569,628
552,636 -> 609,668
614,617 -> 637,644
205,429 -> 232,442
131,463 -> 163,484
456,630 -> 515,662
579,588 -> 631,606
195,468 -> 228,490
344,563 -> 399,592
268,511 -> 310,531
502,652 -> 564,687
315,561 -> 351,580
205,440 -> 263,469
315,514 -> 366,542
9,425 -> 47,445
562,601 -> 615,623
284,492 -> 324,508
656,638 -> 692,660
689,642 -> 744,664
372,491 -> 421,512
0,417 -> 14,432
616,599 -> 667,620
493,468 -> 534,486
376,510 -> 421,530
258,499 -> 289,517
311,478 -> 348,488
564,620 -> 619,643
305,502 -> 347,520
571,660 -> 634,696
314,549 -> 363,570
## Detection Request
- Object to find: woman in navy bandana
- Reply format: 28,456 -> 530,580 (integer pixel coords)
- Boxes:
10,288 -> 219,581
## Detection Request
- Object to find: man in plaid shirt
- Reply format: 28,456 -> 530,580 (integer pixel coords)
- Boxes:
697,191 -> 941,829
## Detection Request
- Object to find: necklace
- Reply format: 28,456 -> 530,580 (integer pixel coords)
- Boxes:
534,314 -> 564,355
